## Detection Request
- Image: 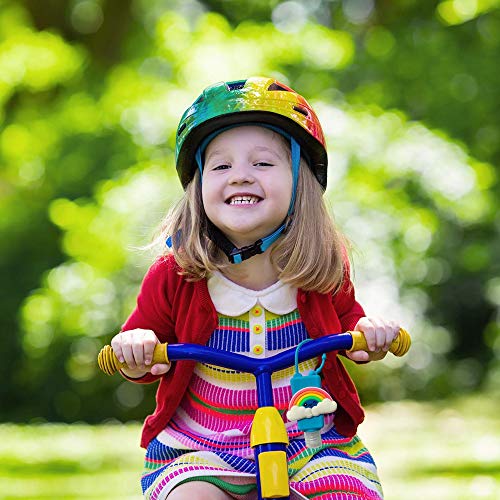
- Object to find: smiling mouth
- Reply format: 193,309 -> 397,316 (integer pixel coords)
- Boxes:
226,195 -> 262,205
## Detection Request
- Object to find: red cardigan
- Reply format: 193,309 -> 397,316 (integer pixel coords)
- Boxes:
121,255 -> 366,449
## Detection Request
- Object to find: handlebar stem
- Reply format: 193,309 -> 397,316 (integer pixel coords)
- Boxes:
255,369 -> 275,407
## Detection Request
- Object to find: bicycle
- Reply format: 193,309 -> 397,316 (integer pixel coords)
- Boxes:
98,329 -> 411,499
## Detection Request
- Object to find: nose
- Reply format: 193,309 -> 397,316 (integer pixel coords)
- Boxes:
228,162 -> 255,184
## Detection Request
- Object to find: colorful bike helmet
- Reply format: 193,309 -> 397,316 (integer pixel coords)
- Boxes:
171,77 -> 328,264
175,76 -> 328,189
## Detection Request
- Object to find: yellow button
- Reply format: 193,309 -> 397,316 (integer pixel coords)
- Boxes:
252,306 -> 262,316
253,345 -> 264,355
253,324 -> 263,334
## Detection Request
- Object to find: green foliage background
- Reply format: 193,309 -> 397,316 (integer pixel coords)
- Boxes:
0,0 -> 499,424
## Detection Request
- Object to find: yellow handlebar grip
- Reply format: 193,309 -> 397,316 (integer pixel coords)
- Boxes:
348,328 -> 411,357
97,343 -> 169,375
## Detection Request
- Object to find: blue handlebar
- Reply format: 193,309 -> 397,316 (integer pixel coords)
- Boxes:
166,332 -> 353,408
166,332 -> 353,375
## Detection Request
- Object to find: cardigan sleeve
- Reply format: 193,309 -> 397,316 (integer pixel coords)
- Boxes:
119,257 -> 177,384
331,260 -> 365,332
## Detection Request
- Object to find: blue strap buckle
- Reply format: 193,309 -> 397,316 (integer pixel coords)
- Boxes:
229,241 -> 264,264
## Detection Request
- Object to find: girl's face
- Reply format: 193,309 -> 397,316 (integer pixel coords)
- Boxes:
202,126 -> 293,248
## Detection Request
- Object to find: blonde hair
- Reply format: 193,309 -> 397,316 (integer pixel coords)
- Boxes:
155,158 -> 347,294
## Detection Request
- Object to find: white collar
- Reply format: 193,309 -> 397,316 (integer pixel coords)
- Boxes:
207,272 -> 297,316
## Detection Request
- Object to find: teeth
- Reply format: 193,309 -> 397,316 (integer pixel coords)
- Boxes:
229,196 -> 260,205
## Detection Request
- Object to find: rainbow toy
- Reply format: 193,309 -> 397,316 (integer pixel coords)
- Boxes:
289,387 -> 333,408
286,387 -> 337,424
286,358 -> 337,447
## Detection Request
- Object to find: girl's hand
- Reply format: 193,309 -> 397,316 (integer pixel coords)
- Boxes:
111,329 -> 171,378
346,317 -> 400,362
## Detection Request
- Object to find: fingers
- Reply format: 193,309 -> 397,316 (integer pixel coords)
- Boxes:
110,336 -> 125,365
354,317 -> 400,353
142,332 -> 158,366
151,364 -> 171,375
111,329 -> 163,371
345,350 -> 370,362
383,320 -> 400,351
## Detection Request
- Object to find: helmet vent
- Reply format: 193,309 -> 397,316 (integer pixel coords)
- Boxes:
227,80 -> 246,91
268,82 -> 290,91
177,123 -> 187,135
293,105 -> 309,117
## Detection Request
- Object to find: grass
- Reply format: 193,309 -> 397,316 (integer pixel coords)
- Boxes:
0,423 -> 143,499
0,395 -> 498,499
360,395 -> 500,500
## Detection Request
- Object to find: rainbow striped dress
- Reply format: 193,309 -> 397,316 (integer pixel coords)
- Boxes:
141,273 -> 383,499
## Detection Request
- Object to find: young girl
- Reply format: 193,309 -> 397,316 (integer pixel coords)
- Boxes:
111,77 -> 400,500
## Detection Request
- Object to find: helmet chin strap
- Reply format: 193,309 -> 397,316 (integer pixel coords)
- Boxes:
167,125 -> 301,264
205,217 -> 292,264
